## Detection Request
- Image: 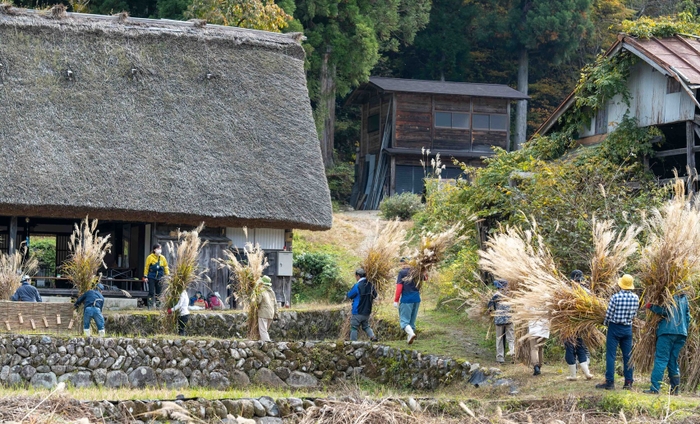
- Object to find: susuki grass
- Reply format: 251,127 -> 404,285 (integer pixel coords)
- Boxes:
589,218 -> 640,296
62,217 -> 111,296
0,244 -> 38,300
360,219 -> 406,296
161,223 -> 207,333
406,223 -> 466,289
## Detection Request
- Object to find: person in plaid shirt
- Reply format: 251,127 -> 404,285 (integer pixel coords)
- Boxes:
596,274 -> 639,390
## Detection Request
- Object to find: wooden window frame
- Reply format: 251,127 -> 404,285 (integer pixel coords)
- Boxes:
434,111 -> 470,129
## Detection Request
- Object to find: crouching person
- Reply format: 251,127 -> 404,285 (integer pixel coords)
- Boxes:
11,275 -> 42,302
257,276 -> 278,342
347,268 -> 378,342
74,283 -> 105,337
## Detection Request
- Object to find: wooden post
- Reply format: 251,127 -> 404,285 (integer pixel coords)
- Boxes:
391,93 -> 397,149
688,121 -> 696,193
8,216 -> 17,255
390,156 -> 396,196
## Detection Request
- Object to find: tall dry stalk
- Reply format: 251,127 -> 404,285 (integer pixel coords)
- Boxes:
406,223 -> 466,289
216,243 -> 268,339
0,245 -> 39,300
633,178 -> 700,374
62,217 -> 111,296
360,219 -> 407,295
589,218 -> 640,296
161,223 -> 207,333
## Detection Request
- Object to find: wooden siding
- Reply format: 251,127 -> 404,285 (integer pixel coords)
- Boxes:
472,131 -> 508,150
395,93 -> 432,149
473,97 -> 508,114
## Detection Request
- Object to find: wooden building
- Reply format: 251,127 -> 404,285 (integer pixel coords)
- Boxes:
0,8 -> 332,303
537,34 -> 700,180
346,77 -> 528,209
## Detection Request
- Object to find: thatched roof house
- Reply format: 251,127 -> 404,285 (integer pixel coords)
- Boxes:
0,7 -> 331,231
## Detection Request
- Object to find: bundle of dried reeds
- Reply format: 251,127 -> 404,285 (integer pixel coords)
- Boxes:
0,245 -> 38,300
360,219 -> 406,295
299,398 -> 417,424
550,282 -> 608,350
62,217 -> 111,296
406,223 -> 466,288
216,242 -> 268,339
633,178 -> 700,373
161,223 -> 207,333
589,218 -> 640,296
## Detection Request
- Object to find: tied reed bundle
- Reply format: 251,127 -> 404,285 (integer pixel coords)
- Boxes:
550,282 -> 607,350
633,178 -> 700,374
216,242 -> 268,339
407,223 -> 466,288
161,223 -> 207,333
360,219 -> 406,295
0,245 -> 39,300
62,217 -> 111,296
589,218 -> 640,296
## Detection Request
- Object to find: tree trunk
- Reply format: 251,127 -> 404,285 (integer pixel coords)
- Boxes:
320,47 -> 336,168
514,47 -> 528,150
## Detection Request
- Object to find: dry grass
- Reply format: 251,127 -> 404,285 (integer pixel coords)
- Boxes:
633,178 -> 700,374
589,218 -> 640,296
360,219 -> 407,296
406,223 -> 466,289
161,223 -> 208,333
550,282 -> 608,351
62,217 -> 111,296
0,244 -> 39,300
216,242 -> 268,339
0,391 -> 97,423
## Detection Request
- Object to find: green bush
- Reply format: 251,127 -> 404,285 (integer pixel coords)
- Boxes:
379,193 -> 424,221
326,161 -> 355,203
293,252 -> 350,303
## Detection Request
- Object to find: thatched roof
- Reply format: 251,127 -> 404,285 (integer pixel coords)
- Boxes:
0,7 -> 332,230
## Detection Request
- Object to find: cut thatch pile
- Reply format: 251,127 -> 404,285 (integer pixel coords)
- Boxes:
406,223 -> 466,289
589,218 -> 640,296
0,8 -> 331,230
0,393 -> 97,423
360,219 -> 407,295
0,244 -> 38,300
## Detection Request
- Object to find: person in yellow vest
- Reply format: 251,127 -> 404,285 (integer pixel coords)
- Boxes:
143,244 -> 170,309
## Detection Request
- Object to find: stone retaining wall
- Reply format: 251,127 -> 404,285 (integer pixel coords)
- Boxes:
105,309 -> 405,341
0,335 -> 490,391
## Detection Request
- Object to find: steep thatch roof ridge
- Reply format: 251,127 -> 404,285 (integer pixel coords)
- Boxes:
0,8 -> 332,230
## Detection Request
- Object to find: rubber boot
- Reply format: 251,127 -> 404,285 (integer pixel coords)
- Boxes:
670,375 -> 681,395
405,326 -> 416,345
580,361 -> 594,380
83,328 -> 91,337
98,330 -> 105,337
566,364 -> 578,381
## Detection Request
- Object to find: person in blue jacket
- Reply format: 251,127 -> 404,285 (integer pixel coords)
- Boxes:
11,275 -> 42,302
643,292 -> 691,395
394,258 -> 421,344
347,268 -> 378,342
74,283 -> 106,337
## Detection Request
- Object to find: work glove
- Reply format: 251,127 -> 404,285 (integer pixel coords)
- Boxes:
645,303 -> 652,309
393,302 -> 399,309
167,308 -> 172,315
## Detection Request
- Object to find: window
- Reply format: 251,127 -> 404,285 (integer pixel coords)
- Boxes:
667,78 -> 681,94
434,111 -> 470,129
367,114 -> 380,133
472,114 -> 508,131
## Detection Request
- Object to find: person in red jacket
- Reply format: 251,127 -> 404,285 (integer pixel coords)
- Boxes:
394,257 -> 421,344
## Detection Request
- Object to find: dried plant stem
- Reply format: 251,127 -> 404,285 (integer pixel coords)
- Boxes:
0,244 -> 39,300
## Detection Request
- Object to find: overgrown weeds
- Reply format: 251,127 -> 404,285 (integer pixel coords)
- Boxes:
0,244 -> 38,300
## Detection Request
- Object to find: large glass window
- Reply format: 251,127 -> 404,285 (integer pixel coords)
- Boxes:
434,111 -> 470,129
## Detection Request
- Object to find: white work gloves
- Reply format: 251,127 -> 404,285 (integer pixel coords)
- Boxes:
393,302 -> 399,309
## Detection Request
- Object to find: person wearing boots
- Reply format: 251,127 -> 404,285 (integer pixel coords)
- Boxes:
596,274 -> 639,390
394,258 -> 420,344
487,279 -> 514,364
256,276 -> 278,342
143,243 -> 170,308
74,283 -> 105,337
528,317 -> 550,375
643,290 -> 691,395
347,268 -> 378,342
565,270 -> 594,381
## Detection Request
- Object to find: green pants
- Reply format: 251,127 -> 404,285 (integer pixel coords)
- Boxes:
650,334 -> 686,392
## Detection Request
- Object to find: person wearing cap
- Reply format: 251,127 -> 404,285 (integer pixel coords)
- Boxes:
74,283 -> 105,337
347,268 -> 378,342
596,274 -> 639,390
256,276 -> 278,342
394,257 -> 421,344
564,270 -> 594,381
643,290 -> 691,395
11,275 -> 42,302
487,279 -> 514,364
168,286 -> 191,336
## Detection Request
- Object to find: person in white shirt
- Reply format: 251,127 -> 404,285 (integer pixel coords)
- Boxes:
168,290 -> 190,336
528,317 -> 550,376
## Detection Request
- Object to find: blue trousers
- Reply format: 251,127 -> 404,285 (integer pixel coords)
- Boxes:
650,334 -> 686,391
605,323 -> 633,383
399,302 -> 420,331
565,337 -> 589,365
83,306 -> 105,331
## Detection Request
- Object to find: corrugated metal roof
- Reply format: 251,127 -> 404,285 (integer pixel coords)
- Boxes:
625,35 -> 700,86
368,77 -> 529,100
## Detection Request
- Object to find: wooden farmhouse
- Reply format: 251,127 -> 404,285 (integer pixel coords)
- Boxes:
346,77 -> 528,209
0,8 -> 332,305
537,34 -> 700,180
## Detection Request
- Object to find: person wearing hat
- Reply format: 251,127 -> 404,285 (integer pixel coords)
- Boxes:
487,279 -> 514,364
256,276 -> 278,342
11,275 -> 42,302
167,286 -> 191,336
596,274 -> 639,390
394,257 -> 421,344
564,270 -> 594,381
347,268 -> 378,342
74,283 -> 106,337
643,289 -> 691,395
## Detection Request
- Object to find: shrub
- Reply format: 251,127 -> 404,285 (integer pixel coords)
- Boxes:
379,193 -> 424,221
326,161 -> 355,203
293,252 -> 349,303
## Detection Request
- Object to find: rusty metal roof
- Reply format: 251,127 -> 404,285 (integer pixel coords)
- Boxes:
624,35 -> 700,86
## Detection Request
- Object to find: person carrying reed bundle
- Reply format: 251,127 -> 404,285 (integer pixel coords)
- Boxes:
564,270 -> 594,381
642,290 -> 691,395
347,268 -> 378,342
257,276 -> 278,342
487,279 -> 514,364
596,274 -> 639,390
74,283 -> 105,337
394,257 -> 420,344
167,287 -> 190,336
528,316 -> 550,376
